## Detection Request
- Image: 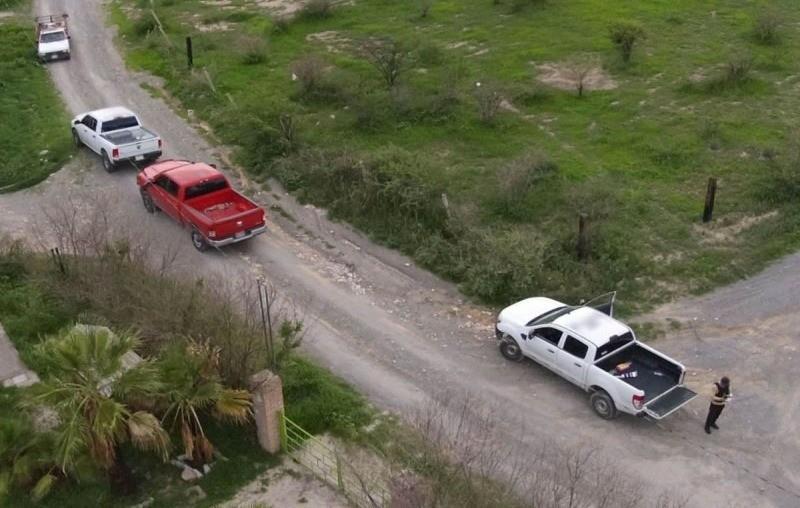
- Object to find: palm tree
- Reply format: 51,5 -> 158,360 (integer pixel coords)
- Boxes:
158,339 -> 251,468
31,326 -> 170,495
0,410 -> 57,502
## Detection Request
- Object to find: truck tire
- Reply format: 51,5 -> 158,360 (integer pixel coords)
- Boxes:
101,150 -> 115,173
72,129 -> 82,148
499,335 -> 523,362
140,189 -> 156,214
191,230 -> 209,252
590,391 -> 618,420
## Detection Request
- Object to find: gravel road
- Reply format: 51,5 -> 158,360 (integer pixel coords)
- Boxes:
1,1 -> 797,506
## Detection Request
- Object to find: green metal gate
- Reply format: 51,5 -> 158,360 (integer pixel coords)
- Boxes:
280,411 -> 391,508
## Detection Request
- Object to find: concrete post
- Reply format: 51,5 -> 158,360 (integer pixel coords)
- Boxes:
249,369 -> 284,454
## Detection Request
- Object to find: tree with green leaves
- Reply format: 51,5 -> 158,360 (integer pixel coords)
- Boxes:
158,339 -> 252,468
609,21 -> 645,63
31,326 -> 170,495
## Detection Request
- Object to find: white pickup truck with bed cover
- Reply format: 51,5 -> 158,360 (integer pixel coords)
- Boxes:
496,293 -> 697,420
71,107 -> 162,172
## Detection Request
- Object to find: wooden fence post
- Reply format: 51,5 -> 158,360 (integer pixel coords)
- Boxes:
702,177 -> 717,223
186,36 -> 193,69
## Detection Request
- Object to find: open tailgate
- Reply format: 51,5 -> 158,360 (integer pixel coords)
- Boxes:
643,385 -> 697,419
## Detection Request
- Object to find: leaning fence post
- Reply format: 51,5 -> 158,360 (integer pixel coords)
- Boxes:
702,177 -> 717,223
335,453 -> 344,491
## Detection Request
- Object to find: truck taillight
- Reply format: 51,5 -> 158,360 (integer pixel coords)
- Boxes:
158,139 -> 162,149
208,230 -> 216,238
112,148 -> 119,159
632,394 -> 645,410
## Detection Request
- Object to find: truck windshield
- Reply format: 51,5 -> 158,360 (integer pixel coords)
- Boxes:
185,178 -> 228,200
526,306 -> 575,326
594,331 -> 634,361
40,31 -> 66,43
101,116 -> 139,132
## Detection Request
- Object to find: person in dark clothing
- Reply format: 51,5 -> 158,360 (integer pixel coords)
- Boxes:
705,376 -> 731,434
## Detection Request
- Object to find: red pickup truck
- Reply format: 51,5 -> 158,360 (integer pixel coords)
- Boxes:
136,160 -> 266,251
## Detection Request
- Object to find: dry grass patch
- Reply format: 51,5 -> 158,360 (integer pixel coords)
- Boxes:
535,61 -> 617,92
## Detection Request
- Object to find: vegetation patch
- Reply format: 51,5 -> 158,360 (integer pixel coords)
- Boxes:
0,16 -> 72,192
110,0 -> 800,312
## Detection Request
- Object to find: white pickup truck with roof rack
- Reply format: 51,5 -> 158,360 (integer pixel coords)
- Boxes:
496,293 -> 697,420
35,14 -> 71,62
71,107 -> 162,172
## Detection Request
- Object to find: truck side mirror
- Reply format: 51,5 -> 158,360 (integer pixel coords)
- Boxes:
210,163 -> 217,169
72,119 -> 80,125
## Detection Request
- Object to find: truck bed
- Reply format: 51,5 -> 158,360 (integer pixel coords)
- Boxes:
595,344 -> 682,402
101,127 -> 157,146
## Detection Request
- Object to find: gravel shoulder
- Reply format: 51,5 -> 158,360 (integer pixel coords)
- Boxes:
1,1 -> 797,506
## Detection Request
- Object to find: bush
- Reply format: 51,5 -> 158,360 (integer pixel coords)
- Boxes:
759,136 -> 800,204
131,15 -> 159,37
490,152 -> 559,221
474,82 -> 503,124
271,16 -> 290,34
363,38 -> 410,88
291,54 -> 325,96
299,0 -> 333,20
417,42 -> 444,65
238,36 -> 267,65
418,0 -> 434,19
753,12 -> 781,45
608,21 -> 645,63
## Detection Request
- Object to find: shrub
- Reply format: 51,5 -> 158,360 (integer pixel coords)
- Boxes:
418,0 -> 434,19
753,12 -> 781,45
759,135 -> 800,204
300,0 -> 333,20
131,15 -> 159,37
363,38 -> 409,88
491,151 -> 559,220
726,55 -> 753,83
474,82 -> 503,124
417,42 -> 444,65
608,21 -> 645,63
239,36 -> 267,65
291,54 -> 325,96
271,16 -> 290,34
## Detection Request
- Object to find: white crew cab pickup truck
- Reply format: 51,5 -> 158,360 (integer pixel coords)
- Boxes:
496,293 -> 697,420
71,107 -> 162,172
35,14 -> 71,62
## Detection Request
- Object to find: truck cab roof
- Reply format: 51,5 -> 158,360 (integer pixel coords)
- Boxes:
140,160 -> 223,188
499,296 -> 631,347
83,107 -> 137,123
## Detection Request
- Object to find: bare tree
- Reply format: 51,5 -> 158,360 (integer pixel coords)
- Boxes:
474,82 -> 503,124
362,38 -> 409,88
566,57 -> 597,97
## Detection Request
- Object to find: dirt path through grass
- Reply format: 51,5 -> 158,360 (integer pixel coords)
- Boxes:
1,0 -> 797,506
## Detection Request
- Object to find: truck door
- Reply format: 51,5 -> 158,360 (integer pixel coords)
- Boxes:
150,176 -> 181,221
524,326 -> 562,371
554,335 -> 590,387
77,115 -> 99,154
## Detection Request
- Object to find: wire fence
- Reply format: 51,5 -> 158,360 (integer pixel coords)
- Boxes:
280,411 -> 392,507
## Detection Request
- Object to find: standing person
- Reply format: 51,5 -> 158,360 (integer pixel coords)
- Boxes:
705,376 -> 731,434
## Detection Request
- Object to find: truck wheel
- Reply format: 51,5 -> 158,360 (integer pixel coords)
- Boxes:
72,129 -> 82,148
191,230 -> 208,252
101,150 -> 115,173
140,190 -> 156,214
499,335 -> 523,362
590,391 -> 618,420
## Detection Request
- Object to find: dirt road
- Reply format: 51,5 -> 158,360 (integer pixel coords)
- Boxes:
1,1 -> 797,506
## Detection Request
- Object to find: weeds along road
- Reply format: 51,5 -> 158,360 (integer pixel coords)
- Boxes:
0,1 -> 796,506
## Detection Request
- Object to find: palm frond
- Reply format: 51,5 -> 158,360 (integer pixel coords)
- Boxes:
128,411 -> 170,461
213,389 -> 252,424
111,362 -> 163,403
31,472 -> 57,502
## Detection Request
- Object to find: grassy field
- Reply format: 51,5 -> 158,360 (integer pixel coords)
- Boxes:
112,0 -> 800,312
0,3 -> 72,192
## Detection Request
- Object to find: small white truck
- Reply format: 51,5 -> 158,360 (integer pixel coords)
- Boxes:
35,14 -> 71,62
496,293 -> 697,420
71,107 -> 163,172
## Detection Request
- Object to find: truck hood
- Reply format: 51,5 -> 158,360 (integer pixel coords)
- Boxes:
499,297 -> 564,327
38,40 -> 70,54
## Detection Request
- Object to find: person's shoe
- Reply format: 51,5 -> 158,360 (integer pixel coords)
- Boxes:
704,426 -> 711,434
711,423 -> 719,430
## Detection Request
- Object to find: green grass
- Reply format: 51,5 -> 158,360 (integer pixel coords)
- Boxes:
0,9 -> 72,192
108,0 -> 800,313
